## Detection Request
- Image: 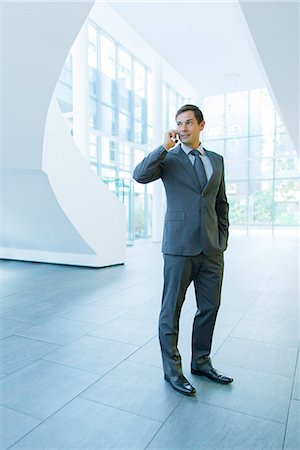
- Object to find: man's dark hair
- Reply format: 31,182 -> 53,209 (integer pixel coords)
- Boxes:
175,104 -> 204,124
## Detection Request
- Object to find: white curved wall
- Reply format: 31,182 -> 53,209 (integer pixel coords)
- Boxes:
238,1 -> 299,152
1,1 -> 126,267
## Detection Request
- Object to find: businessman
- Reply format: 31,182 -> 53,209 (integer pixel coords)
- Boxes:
133,105 -> 233,395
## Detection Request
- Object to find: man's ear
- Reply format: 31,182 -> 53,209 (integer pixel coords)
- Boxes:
200,120 -> 205,131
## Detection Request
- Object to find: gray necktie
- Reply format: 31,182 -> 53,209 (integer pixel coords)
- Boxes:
190,150 -> 207,190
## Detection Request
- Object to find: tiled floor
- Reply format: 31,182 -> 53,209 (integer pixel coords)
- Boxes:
0,231 -> 299,449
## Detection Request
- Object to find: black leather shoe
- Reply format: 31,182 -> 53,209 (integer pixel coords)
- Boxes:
164,373 -> 196,395
191,367 -> 233,384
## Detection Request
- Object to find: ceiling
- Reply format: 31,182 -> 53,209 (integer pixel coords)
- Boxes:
110,1 -> 265,96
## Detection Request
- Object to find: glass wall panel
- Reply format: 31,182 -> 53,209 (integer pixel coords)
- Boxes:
100,137 -> 116,165
203,87 -> 299,230
205,140 -> 224,156
203,95 -> 224,138
119,112 -> 131,141
226,91 -> 248,137
101,104 -> 117,135
249,180 -> 273,225
119,143 -> 131,170
89,133 -> 97,162
250,89 -> 275,136
249,158 -> 273,180
100,34 -> 116,79
225,138 -> 248,180
274,179 -> 300,225
118,48 -> 132,90
227,182 -> 248,224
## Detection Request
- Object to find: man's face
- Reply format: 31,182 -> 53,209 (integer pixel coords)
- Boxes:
176,110 -> 205,148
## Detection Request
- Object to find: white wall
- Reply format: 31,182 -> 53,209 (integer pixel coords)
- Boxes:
1,1 -> 126,267
238,1 -> 299,152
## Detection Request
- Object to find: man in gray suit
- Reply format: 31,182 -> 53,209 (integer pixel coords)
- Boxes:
133,105 -> 233,395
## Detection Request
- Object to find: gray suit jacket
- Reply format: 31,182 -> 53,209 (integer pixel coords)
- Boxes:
133,144 -> 229,256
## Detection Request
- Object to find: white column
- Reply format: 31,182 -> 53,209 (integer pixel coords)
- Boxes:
72,22 -> 89,159
151,52 -> 164,243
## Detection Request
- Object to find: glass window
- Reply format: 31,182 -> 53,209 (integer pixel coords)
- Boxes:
250,89 -> 275,136
225,138 -> 248,180
204,140 -> 224,157
119,112 -> 131,141
249,158 -> 273,180
88,43 -> 97,69
101,137 -> 117,165
169,88 -> 177,127
249,181 -> 273,225
274,179 -> 300,225
226,91 -> 248,137
119,143 -> 131,170
134,120 -> 142,144
89,133 -> 97,162
100,104 -> 117,135
101,73 -> 116,107
203,95 -> 225,138
88,24 -> 97,46
147,71 -> 153,127
134,60 -> 145,98
227,182 -> 248,224
101,167 -> 117,182
275,157 -> 299,178
249,135 -> 274,159
89,98 -> 97,128
275,132 -> 297,158
119,48 -> 131,90
88,67 -> 97,97
100,34 -> 116,79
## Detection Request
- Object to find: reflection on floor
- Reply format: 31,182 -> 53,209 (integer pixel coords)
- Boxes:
1,231 -> 299,449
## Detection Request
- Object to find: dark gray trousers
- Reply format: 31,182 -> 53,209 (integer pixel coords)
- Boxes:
159,252 -> 224,377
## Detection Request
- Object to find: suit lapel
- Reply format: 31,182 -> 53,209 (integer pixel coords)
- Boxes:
202,149 -> 218,194
173,145 -> 201,190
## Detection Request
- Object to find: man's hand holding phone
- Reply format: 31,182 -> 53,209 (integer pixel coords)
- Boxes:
163,130 -> 179,151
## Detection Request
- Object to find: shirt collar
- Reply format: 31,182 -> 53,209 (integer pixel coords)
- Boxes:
181,142 -> 205,156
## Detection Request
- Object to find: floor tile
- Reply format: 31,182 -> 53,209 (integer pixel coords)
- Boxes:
10,397 -> 160,449
148,400 -> 285,449
16,317 -> 99,345
89,316 -> 157,346
243,304 -> 298,328
128,336 -> 162,369
81,360 -> 181,421
284,399 -> 300,449
0,316 -> 31,339
0,235 -> 298,450
43,335 -> 138,375
195,363 -> 293,423
121,299 -> 161,325
0,405 -> 40,449
60,303 -> 124,325
1,302 -> 64,325
0,335 -> 59,377
214,337 -> 298,377
0,359 -> 99,420
292,357 -> 300,400
230,318 -> 298,348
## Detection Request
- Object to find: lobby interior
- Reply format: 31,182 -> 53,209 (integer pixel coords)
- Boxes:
1,1 -> 299,448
